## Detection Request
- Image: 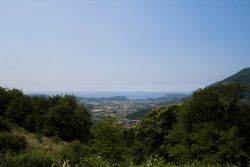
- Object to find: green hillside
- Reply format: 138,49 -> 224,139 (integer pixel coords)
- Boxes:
213,68 -> 250,101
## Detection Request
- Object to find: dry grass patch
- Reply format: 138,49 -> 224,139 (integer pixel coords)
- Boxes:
11,125 -> 67,156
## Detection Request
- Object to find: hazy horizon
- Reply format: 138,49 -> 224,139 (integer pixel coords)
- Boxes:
25,91 -> 191,100
1,0 -> 250,92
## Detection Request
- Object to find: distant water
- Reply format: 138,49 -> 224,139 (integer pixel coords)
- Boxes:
26,91 -> 191,100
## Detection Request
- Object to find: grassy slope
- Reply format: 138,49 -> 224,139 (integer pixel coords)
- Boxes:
10,124 -> 66,159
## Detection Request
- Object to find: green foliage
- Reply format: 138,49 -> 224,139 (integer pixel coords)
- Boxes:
0,132 -> 27,153
0,86 -> 91,142
6,96 -> 36,130
1,83 -> 250,166
0,88 -> 23,116
126,108 -> 151,120
44,96 -> 91,141
133,105 -> 178,163
60,140 -> 91,165
78,154 -> 110,167
144,154 -> 165,167
131,161 -> 239,167
177,84 -> 245,132
214,67 -> 250,102
92,116 -> 130,166
0,117 -> 11,132
216,127 -> 246,165
166,84 -> 249,166
60,141 -> 112,167
132,83 -> 250,166
1,151 -> 54,167
51,135 -> 63,144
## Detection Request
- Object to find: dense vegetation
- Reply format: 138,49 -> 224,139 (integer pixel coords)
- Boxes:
213,68 -> 250,102
1,83 -> 250,166
126,108 -> 152,120
0,87 -> 91,142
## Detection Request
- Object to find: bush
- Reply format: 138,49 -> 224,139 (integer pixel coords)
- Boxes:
60,140 -> 91,165
51,135 -> 63,144
92,117 -> 129,165
2,151 -> 55,167
0,117 -> 11,132
78,154 -> 110,167
145,154 -> 165,167
0,132 -> 27,153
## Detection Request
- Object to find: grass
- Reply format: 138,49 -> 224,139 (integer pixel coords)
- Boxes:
11,124 -> 66,159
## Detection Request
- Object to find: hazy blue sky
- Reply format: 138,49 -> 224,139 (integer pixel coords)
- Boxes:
0,0 -> 250,92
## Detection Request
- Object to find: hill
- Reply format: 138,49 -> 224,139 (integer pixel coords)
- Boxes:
212,67 -> 250,101
80,96 -> 129,102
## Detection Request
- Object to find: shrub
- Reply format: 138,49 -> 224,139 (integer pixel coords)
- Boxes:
60,140 -> 91,165
0,132 -> 27,153
51,135 -> 63,144
145,154 -> 165,167
0,117 -> 11,132
2,151 -> 55,167
78,154 -> 110,167
92,117 -> 129,165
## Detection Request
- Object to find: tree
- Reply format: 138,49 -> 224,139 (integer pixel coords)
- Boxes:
44,96 -> 91,142
133,105 -> 178,163
91,116 -> 129,165
166,83 -> 249,165
0,88 -> 23,116
5,96 -> 34,127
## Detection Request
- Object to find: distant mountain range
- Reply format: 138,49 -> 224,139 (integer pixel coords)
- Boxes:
212,67 -> 250,101
79,96 -> 129,101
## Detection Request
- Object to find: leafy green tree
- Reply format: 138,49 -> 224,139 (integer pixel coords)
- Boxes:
133,105 -> 178,163
166,83 -> 249,165
91,116 -> 129,166
44,96 -> 91,142
0,88 -> 23,116
5,96 -> 34,127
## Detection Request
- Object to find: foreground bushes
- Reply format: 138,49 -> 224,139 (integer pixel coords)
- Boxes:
0,132 -> 27,153
60,140 -> 91,165
1,152 -> 54,167
0,117 -> 11,132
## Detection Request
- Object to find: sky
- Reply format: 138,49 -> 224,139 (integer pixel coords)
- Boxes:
0,0 -> 250,92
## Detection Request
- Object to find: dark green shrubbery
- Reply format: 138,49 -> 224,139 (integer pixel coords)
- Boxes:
60,117 -> 131,167
0,132 -> 27,153
132,105 -> 179,163
60,140 -> 91,165
1,152 -> 54,167
133,83 -> 250,166
78,154 -> 110,167
0,87 -> 92,142
91,116 -> 130,166
0,117 -> 11,132
44,99 -> 91,142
